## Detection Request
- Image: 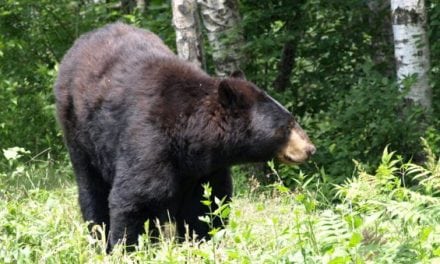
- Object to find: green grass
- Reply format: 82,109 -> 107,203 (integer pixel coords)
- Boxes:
1,146 -> 440,263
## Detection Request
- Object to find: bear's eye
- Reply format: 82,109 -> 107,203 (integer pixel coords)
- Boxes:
274,127 -> 284,138
274,123 -> 289,138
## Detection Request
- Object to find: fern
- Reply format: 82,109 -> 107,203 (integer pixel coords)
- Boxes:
335,163 -> 380,204
315,209 -> 351,251
334,142 -> 440,258
376,200 -> 440,225
405,138 -> 440,196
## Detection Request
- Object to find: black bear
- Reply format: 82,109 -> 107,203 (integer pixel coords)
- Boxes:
54,23 -> 315,251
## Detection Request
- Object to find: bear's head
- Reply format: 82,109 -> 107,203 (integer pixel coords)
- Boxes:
217,71 -> 315,165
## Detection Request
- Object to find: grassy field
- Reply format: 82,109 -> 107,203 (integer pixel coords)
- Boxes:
1,147 -> 439,263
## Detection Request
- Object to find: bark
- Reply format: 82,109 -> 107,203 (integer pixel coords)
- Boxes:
391,0 -> 431,108
121,0 -> 146,13
101,0 -> 145,14
367,0 -> 394,76
121,0 -> 134,13
272,1 -> 306,92
172,0 -> 204,68
198,0 -> 244,77
273,41 -> 296,92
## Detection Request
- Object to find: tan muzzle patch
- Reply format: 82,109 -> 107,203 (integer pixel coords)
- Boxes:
277,125 -> 316,164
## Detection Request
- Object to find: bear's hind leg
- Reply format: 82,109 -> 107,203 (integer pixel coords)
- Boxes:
68,145 -> 111,238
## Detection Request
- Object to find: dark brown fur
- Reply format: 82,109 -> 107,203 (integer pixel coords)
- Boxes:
55,23 -> 312,252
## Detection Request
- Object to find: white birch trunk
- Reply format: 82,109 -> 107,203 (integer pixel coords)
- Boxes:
198,0 -> 244,77
391,0 -> 431,108
172,0 -> 204,68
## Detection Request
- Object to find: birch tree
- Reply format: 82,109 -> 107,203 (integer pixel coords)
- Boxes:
172,0 -> 204,68
391,0 -> 431,108
198,0 -> 244,77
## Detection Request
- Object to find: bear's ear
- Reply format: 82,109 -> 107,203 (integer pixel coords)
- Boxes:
218,80 -> 245,109
230,70 -> 246,80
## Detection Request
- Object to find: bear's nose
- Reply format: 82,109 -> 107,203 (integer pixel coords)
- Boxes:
306,145 -> 316,157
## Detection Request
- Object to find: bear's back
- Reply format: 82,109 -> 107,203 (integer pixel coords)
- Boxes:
54,23 -> 177,128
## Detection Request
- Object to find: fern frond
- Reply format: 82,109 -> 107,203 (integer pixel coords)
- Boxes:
370,199 -> 440,225
402,188 -> 440,205
405,142 -> 440,195
315,209 -> 351,250
376,146 -> 400,182
335,169 -> 380,203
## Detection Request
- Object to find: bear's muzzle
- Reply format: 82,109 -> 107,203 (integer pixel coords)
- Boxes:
277,124 -> 316,164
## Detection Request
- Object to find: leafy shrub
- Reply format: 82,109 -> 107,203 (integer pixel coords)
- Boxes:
305,65 -> 425,181
0,147 -> 71,197
333,145 -> 440,262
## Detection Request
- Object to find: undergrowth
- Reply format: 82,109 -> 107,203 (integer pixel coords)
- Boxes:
1,141 -> 439,263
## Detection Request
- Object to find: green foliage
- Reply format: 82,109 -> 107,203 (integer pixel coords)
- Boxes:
240,0 -> 390,114
239,0 -> 438,182
333,145 -> 440,262
308,65 -> 425,180
0,147 -> 71,198
199,183 -> 231,238
265,67 -> 427,187
2,145 -> 439,262
406,138 -> 440,196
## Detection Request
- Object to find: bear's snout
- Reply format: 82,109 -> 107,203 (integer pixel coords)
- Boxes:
277,124 -> 315,164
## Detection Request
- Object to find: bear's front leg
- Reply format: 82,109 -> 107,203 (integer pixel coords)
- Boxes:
176,168 -> 232,240
107,205 -> 148,252
107,163 -> 177,252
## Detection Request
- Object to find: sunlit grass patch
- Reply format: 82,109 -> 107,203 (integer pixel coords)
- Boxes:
1,144 -> 440,263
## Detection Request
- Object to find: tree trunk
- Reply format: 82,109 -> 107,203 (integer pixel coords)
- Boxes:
198,0 -> 244,77
273,41 -> 296,92
172,0 -> 204,68
391,0 -> 431,108
272,1 -> 306,92
120,0 -> 146,13
367,0 -> 394,76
